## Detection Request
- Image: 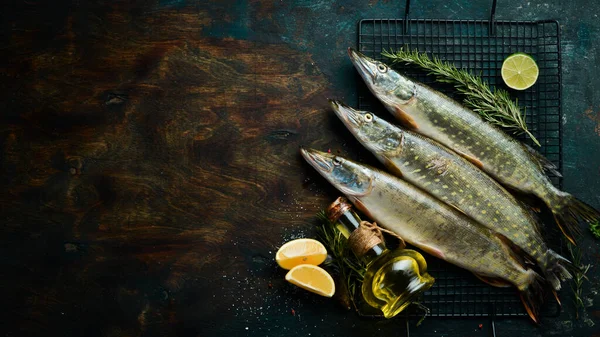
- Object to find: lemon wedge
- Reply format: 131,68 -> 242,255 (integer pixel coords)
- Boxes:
285,264 -> 335,297
275,238 -> 327,270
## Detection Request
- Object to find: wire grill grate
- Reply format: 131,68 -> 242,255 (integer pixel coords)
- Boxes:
357,19 -> 562,318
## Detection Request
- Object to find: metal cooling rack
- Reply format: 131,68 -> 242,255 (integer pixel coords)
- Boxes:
356,0 -> 563,324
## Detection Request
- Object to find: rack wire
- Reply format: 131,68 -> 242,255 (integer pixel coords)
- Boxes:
356,18 -> 563,319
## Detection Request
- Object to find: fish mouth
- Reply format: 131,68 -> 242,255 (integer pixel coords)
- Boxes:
329,99 -> 362,130
348,47 -> 377,82
300,147 -> 334,173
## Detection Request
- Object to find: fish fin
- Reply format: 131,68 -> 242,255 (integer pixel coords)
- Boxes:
551,289 -> 562,306
494,231 -> 539,267
547,187 -> 600,245
504,185 -> 546,210
494,232 -> 527,267
523,143 -> 563,177
472,273 -> 512,288
494,214 -> 574,292
540,249 -> 575,291
519,200 -> 544,237
393,106 -> 419,130
415,242 -> 445,259
382,156 -> 403,178
453,150 -> 484,170
496,231 -> 547,323
518,269 -> 544,324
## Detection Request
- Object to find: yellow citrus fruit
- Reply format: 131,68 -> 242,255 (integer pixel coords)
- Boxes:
501,53 -> 539,90
285,264 -> 335,297
275,238 -> 327,270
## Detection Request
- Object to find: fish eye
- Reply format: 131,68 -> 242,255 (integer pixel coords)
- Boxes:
333,157 -> 342,166
377,64 -> 387,72
364,114 -> 373,122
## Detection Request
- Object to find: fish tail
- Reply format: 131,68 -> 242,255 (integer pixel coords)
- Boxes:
545,186 -> 600,245
541,249 -> 575,291
517,269 -> 544,324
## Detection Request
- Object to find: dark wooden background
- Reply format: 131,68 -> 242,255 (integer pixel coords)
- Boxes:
1,1 -> 599,336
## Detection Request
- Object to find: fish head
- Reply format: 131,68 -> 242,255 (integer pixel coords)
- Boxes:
330,100 -> 404,157
300,148 -> 374,197
348,48 -> 415,105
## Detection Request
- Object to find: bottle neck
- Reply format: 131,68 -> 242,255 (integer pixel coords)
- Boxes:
335,209 -> 387,260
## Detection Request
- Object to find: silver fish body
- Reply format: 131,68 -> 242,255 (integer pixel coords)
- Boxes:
330,100 -> 572,290
301,148 -> 544,322
348,48 -> 600,243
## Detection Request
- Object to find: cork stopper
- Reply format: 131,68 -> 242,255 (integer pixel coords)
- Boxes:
326,197 -> 353,223
326,197 -> 406,257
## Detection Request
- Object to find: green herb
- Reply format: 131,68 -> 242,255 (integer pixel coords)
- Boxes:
316,211 -> 428,324
590,220 -> 600,239
316,211 -> 366,306
382,48 -> 540,146
567,243 -> 590,319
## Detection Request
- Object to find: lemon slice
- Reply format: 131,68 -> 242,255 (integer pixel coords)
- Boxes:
285,264 -> 335,297
501,53 -> 539,90
276,238 -> 327,270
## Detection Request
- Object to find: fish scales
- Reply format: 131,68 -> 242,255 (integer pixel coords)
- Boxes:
366,172 -> 513,275
401,131 -> 540,241
412,88 -> 540,190
302,148 -> 531,283
348,48 -> 600,244
300,148 -> 544,322
330,101 -> 573,290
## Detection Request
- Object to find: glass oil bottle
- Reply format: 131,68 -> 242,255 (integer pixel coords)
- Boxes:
327,197 -> 434,318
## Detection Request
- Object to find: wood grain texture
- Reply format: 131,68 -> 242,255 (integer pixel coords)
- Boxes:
2,1 -> 599,336
0,2 -> 341,335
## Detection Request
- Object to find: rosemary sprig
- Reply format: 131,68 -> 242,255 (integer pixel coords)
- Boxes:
567,243 -> 591,319
382,48 -> 540,146
315,211 -> 366,304
590,220 -> 600,239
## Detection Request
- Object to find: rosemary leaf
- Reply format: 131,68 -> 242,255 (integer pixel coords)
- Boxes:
382,48 -> 541,146
590,220 -> 600,239
315,211 -> 366,303
567,243 -> 591,319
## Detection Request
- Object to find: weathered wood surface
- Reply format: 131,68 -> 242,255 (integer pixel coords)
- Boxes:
0,2 -> 346,336
1,1 -> 599,336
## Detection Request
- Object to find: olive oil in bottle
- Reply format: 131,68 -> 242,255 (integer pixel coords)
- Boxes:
327,197 -> 434,318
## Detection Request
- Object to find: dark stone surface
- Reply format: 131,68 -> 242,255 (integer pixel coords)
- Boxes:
1,0 -> 598,336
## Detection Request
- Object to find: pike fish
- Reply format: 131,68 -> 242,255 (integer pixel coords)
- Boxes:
301,148 -> 545,322
330,100 -> 574,290
348,48 -> 600,244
